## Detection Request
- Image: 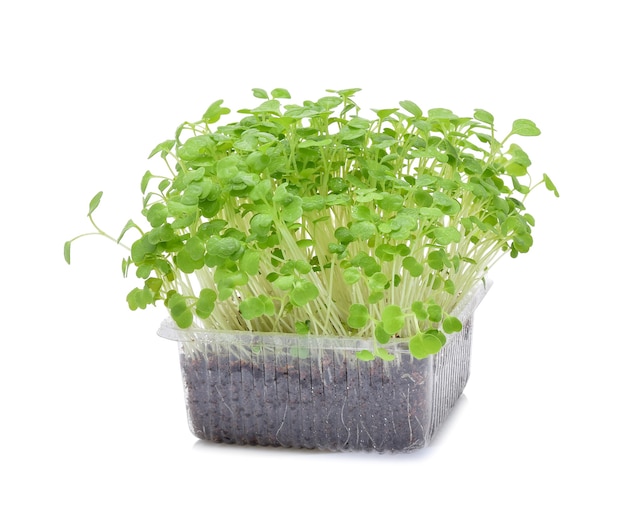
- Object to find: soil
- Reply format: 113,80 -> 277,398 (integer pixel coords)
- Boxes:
180,348 -> 435,452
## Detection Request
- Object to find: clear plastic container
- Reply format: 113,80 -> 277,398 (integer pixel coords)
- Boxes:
158,281 -> 491,452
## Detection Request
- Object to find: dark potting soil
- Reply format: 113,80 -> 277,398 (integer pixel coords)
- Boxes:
180,348 -> 435,452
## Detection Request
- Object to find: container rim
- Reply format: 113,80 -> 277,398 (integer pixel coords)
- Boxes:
157,279 -> 492,346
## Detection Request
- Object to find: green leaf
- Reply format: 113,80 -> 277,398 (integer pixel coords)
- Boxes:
543,173 -> 560,197
117,220 -> 141,243
352,254 -> 381,277
443,316 -> 463,334
473,109 -> 494,124
375,347 -> 395,361
203,99 -> 231,123
271,88 -> 291,99
63,241 -> 72,264
88,191 -> 103,216
513,232 -> 533,253
299,138 -> 332,148
375,243 -> 396,262
240,250 -> 260,275
343,267 -> 361,285
372,108 -> 398,120
432,192 -> 461,215
427,249 -> 448,271
275,275 -> 294,290
178,134 -> 216,162
173,308 -> 193,328
399,100 -> 422,117
506,162 -> 528,177
411,301 -> 428,321
252,88 -> 269,99
510,119 -> 541,137
444,279 -> 455,295
216,155 -> 240,181
316,96 -> 343,110
130,235 -> 155,264
141,171 -> 153,194
296,239 -> 315,249
382,305 -> 404,335
282,198 -> 303,223
378,194 -> 404,212
418,207 -> 444,218
251,99 -> 281,115
295,260 -> 311,274
148,139 -> 175,159
332,87 -> 362,98
368,272 -> 388,291
350,221 -> 377,240
259,295 -> 275,315
295,321 -> 310,335
126,288 -> 144,311
334,227 -> 354,244
290,280 -> 319,307
368,291 -> 384,304
427,304 -> 443,322
146,203 -> 168,228
348,304 -> 369,329
176,247 -> 205,274
428,108 -> 458,120
432,226 -> 461,245
167,293 -> 193,328
273,184 -> 303,221
196,289 -> 217,319
375,322 -> 391,344
240,297 -> 267,320
185,236 -> 205,260
356,350 -> 376,361
402,256 -> 423,277
409,333 -> 442,359
250,213 -> 273,238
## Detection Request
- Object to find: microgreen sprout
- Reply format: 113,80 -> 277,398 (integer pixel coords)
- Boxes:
65,88 -> 557,360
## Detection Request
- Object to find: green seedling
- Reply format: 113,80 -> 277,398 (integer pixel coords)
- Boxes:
66,87 -> 557,359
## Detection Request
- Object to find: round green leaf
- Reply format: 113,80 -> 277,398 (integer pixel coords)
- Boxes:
427,304 -> 443,322
240,297 -> 266,320
433,226 -> 461,245
443,316 -> 463,334
402,256 -> 424,277
375,322 -> 391,344
409,333 -> 442,359
348,304 -> 369,329
252,88 -> 269,99
196,289 -> 217,319
271,88 -> 291,99
511,119 -> 541,137
368,272 -> 388,291
474,109 -> 494,124
240,250 -> 260,275
343,267 -> 361,285
375,348 -> 396,361
290,280 -> 319,307
356,350 -> 376,361
411,301 -> 428,321
432,192 -> 461,215
399,100 -> 423,117
350,221 -> 377,241
382,305 -> 404,335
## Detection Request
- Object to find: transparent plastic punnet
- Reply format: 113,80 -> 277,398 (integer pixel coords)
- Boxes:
158,282 -> 491,453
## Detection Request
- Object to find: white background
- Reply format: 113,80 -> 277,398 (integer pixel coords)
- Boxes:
2,1 -> 625,508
